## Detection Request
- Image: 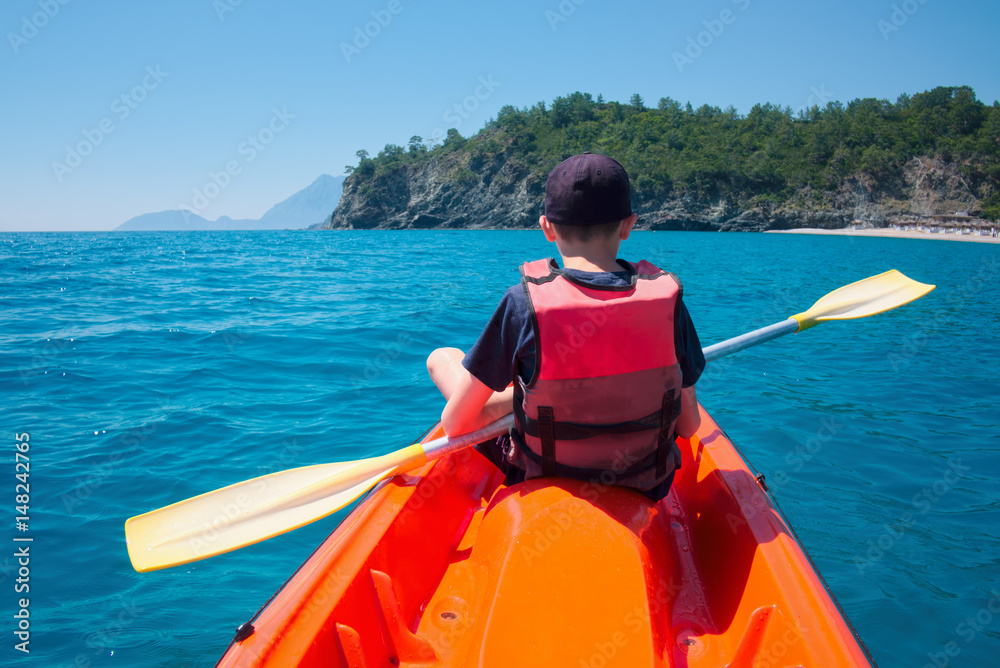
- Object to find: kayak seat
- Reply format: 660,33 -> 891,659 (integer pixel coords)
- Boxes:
460,477 -> 677,667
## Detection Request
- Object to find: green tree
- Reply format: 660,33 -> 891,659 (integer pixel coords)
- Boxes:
443,128 -> 465,148
379,144 -> 405,159
550,92 -> 594,128
495,105 -> 527,130
949,86 -> 985,135
860,146 -> 897,184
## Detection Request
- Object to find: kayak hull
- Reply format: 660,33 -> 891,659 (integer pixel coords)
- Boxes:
217,405 -> 874,667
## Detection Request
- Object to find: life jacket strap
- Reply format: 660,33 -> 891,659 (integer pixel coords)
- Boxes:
511,387 -> 683,483
537,406 -> 556,477
509,427 -> 663,482
657,390 -> 682,477
512,392 -> 663,440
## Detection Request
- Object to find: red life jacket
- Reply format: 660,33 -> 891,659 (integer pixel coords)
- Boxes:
509,258 -> 684,491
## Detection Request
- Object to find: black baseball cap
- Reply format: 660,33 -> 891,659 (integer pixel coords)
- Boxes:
544,152 -> 633,226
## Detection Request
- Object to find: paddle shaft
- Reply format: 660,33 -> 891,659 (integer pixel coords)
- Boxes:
701,318 -> 798,363
422,415 -> 515,459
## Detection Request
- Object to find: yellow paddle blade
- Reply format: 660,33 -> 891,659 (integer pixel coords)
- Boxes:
125,444 -> 426,572
790,270 -> 935,331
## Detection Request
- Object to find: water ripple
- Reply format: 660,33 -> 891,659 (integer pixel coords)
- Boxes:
2,230 -> 998,667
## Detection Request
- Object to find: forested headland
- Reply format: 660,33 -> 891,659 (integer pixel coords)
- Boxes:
326,86 -> 999,230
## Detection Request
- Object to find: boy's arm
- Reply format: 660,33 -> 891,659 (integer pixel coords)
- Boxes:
674,385 -> 700,438
673,293 -> 705,439
441,370 -> 514,437
427,347 -> 514,437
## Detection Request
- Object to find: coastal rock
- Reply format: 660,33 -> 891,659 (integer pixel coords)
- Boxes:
327,149 -> 542,230
899,157 -> 979,217
322,153 -> 987,232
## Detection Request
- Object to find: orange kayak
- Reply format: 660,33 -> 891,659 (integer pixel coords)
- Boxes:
217,404 -> 874,667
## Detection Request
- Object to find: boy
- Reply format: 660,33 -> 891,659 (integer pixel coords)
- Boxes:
427,153 -> 705,500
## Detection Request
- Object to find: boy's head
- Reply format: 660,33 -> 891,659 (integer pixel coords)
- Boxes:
542,153 -> 635,243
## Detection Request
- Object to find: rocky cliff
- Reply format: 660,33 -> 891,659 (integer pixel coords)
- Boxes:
326,150 -> 542,230
323,153 -> 984,232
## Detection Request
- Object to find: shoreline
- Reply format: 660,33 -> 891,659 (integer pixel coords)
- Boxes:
765,227 -> 1000,244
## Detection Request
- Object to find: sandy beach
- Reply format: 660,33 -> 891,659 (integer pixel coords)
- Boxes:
765,227 -> 1000,244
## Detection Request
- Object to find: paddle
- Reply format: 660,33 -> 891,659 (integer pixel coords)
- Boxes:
125,269 -> 934,572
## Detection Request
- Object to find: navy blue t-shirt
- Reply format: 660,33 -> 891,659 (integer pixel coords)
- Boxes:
463,263 -> 706,392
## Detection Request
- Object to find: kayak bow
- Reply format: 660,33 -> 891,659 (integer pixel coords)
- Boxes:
216,406 -> 875,667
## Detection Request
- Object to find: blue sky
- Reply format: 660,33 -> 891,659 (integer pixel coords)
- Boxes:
2,0 -> 998,231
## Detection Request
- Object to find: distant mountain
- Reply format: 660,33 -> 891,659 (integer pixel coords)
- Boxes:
114,210 -> 257,231
115,175 -> 344,231
257,174 -> 344,229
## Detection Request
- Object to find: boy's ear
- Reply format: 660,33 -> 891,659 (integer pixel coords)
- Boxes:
539,215 -> 558,242
620,213 -> 638,240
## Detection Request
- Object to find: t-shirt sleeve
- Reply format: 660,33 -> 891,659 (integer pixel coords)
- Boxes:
674,294 -> 706,388
462,286 -> 531,393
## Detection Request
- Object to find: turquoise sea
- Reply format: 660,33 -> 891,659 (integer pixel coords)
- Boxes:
2,230 -> 998,667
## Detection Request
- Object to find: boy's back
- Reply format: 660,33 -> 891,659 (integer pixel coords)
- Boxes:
427,153 -> 705,500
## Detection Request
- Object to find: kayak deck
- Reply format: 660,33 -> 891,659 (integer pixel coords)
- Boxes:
217,405 -> 873,667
